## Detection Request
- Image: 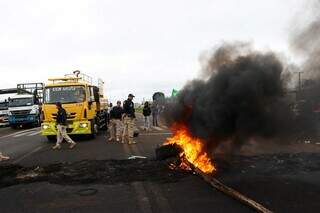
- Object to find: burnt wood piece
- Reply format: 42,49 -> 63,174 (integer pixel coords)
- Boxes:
185,159 -> 273,213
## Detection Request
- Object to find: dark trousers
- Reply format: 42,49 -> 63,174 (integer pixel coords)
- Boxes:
152,113 -> 158,126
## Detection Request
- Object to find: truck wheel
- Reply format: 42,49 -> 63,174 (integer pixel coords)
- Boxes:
47,136 -> 56,142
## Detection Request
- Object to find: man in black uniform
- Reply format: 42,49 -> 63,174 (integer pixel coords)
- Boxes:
122,94 -> 136,144
52,102 -> 77,150
108,101 -> 123,142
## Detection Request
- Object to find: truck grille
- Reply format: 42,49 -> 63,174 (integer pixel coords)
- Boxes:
11,110 -> 31,115
66,128 -> 73,133
52,112 -> 77,120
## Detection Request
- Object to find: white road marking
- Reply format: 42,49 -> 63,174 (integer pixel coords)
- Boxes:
13,130 -> 39,138
13,146 -> 44,164
129,142 -> 174,213
0,128 -> 40,139
27,131 -> 41,136
13,132 -> 32,138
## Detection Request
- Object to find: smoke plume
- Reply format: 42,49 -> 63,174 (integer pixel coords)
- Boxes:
165,43 -> 298,152
165,1 -> 320,154
290,0 -> 320,80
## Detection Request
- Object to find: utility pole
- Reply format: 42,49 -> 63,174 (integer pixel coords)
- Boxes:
297,71 -> 303,92
295,71 -> 304,102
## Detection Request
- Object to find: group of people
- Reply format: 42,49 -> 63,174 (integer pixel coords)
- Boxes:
108,93 -> 136,144
141,101 -> 162,130
108,95 -> 163,143
51,93 -> 138,149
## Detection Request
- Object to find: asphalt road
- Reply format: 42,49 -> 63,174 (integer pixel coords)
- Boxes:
0,114 -> 319,213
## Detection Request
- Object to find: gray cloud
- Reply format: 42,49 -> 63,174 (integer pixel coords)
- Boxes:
0,0 -> 304,101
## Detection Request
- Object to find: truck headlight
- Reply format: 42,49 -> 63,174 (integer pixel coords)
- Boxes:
79,123 -> 88,128
30,108 -> 37,114
42,124 -> 50,129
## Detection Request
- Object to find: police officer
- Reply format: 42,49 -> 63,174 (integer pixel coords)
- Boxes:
108,101 -> 124,142
52,102 -> 77,150
122,94 -> 136,144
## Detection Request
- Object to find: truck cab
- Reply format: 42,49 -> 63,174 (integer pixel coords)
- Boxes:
7,83 -> 43,128
8,94 -> 42,128
0,100 -> 9,127
41,71 -> 107,141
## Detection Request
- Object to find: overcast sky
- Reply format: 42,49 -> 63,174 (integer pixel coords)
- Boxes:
0,0 -> 309,103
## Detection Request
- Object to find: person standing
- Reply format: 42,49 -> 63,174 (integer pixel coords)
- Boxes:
151,102 -> 159,127
52,102 -> 77,150
108,101 -> 123,142
122,94 -> 136,144
142,101 -> 151,131
106,103 -> 113,126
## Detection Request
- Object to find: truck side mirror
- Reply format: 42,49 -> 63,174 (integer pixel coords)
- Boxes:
89,96 -> 94,104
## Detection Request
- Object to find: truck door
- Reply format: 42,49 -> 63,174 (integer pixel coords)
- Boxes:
88,86 -> 97,119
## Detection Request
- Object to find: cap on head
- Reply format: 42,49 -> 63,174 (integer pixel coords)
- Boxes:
128,94 -> 135,98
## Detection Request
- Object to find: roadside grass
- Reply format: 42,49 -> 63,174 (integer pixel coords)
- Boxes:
135,107 -> 143,113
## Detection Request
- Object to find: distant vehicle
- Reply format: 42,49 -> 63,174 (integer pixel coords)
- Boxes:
8,83 -> 43,128
41,70 -> 108,141
152,92 -> 165,105
0,91 -> 18,127
152,91 -> 166,113
0,100 -> 9,127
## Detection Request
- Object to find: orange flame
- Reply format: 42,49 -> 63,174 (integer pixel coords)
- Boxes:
165,124 -> 216,174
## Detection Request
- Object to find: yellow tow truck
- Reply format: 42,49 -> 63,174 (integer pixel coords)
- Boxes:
41,71 -> 108,141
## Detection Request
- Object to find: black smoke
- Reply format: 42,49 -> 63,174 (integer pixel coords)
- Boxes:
164,2 -> 320,156
165,44 -> 299,153
164,1 -> 320,154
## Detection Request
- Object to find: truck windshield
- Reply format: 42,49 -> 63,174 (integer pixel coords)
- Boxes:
44,86 -> 86,104
0,102 -> 8,110
9,98 -> 33,107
